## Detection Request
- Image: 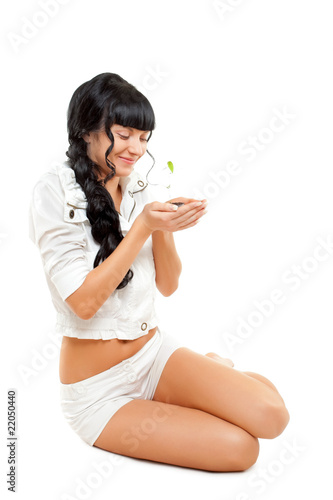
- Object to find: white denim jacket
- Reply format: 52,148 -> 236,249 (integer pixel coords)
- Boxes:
29,161 -> 171,340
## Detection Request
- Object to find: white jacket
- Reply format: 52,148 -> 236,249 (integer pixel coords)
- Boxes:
29,161 -> 171,340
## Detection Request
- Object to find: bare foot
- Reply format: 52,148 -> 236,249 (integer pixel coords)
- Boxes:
205,352 -> 234,368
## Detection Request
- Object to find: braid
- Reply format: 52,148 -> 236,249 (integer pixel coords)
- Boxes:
65,72 -> 155,290
66,137 -> 133,289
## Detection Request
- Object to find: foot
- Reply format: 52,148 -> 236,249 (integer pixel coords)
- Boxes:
205,352 -> 234,368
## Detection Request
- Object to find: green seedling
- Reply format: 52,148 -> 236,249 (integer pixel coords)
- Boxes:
167,161 -> 174,173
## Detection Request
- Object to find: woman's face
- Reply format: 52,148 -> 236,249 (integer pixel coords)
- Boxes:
84,123 -> 150,180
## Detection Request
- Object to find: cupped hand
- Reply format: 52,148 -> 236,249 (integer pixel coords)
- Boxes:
139,197 -> 208,233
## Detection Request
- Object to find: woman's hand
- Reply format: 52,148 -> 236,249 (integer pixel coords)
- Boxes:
138,197 -> 208,233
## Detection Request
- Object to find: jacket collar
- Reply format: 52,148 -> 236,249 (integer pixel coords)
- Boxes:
57,161 -> 147,211
55,161 -> 148,222
56,161 -> 87,209
119,168 -> 148,196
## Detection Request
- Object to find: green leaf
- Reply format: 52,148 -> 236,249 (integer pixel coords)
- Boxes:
167,161 -> 174,173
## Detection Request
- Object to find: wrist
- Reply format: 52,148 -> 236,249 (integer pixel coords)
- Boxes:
152,229 -> 172,240
134,213 -> 154,238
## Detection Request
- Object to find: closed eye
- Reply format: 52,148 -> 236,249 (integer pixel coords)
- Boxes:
117,133 -> 149,142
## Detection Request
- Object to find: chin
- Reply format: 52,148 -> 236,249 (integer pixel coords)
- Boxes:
117,166 -> 133,176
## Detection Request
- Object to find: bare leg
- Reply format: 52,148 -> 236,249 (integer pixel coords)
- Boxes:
204,353 -> 284,396
93,348 -> 289,471
94,399 -> 259,472
154,348 -> 290,439
205,352 -> 234,368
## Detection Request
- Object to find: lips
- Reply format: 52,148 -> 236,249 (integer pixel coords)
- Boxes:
119,156 -> 136,164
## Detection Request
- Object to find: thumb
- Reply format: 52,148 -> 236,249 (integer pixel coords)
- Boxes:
165,202 -> 179,211
150,201 -> 179,212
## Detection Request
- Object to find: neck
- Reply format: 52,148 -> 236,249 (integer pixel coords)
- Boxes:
104,177 -> 122,211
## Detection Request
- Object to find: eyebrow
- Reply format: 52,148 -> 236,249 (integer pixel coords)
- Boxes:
118,126 -> 150,133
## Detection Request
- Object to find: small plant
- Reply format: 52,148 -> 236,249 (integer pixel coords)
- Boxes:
146,160 -> 174,189
167,161 -> 174,173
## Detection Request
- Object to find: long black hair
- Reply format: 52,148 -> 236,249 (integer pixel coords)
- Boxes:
66,72 -> 156,289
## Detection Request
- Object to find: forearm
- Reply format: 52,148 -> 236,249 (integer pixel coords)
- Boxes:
152,230 -> 182,296
66,216 -> 152,319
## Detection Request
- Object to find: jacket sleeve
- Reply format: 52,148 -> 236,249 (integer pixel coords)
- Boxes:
29,174 -> 91,302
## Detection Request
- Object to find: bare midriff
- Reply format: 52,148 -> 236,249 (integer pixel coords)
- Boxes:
59,326 -> 158,384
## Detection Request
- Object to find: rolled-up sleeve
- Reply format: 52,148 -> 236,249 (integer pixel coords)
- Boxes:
29,174 -> 91,301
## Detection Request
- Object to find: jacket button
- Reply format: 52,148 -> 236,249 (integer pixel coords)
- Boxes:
69,209 -> 75,219
141,322 -> 147,331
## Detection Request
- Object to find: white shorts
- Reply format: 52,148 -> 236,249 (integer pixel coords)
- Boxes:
59,326 -> 183,446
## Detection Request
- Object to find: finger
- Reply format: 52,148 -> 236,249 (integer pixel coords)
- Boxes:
170,202 -> 185,207
175,213 -> 204,230
174,219 -> 200,231
173,204 -> 207,225
152,201 -> 179,212
173,200 -> 205,217
171,197 -> 198,204
167,197 -> 207,205
180,204 -> 208,225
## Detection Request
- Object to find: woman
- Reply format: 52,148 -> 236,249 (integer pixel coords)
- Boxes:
29,72 -> 289,472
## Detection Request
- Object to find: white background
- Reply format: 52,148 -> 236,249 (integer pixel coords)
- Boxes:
1,0 -> 332,499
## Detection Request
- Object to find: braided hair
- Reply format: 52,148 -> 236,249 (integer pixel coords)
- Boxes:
66,73 -> 155,289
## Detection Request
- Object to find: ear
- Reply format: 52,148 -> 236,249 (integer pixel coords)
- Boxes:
82,132 -> 90,143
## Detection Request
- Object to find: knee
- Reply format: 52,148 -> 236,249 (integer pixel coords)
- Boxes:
257,400 -> 290,439
226,432 -> 260,471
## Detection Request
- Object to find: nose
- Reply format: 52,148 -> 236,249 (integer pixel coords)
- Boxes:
128,137 -> 146,157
